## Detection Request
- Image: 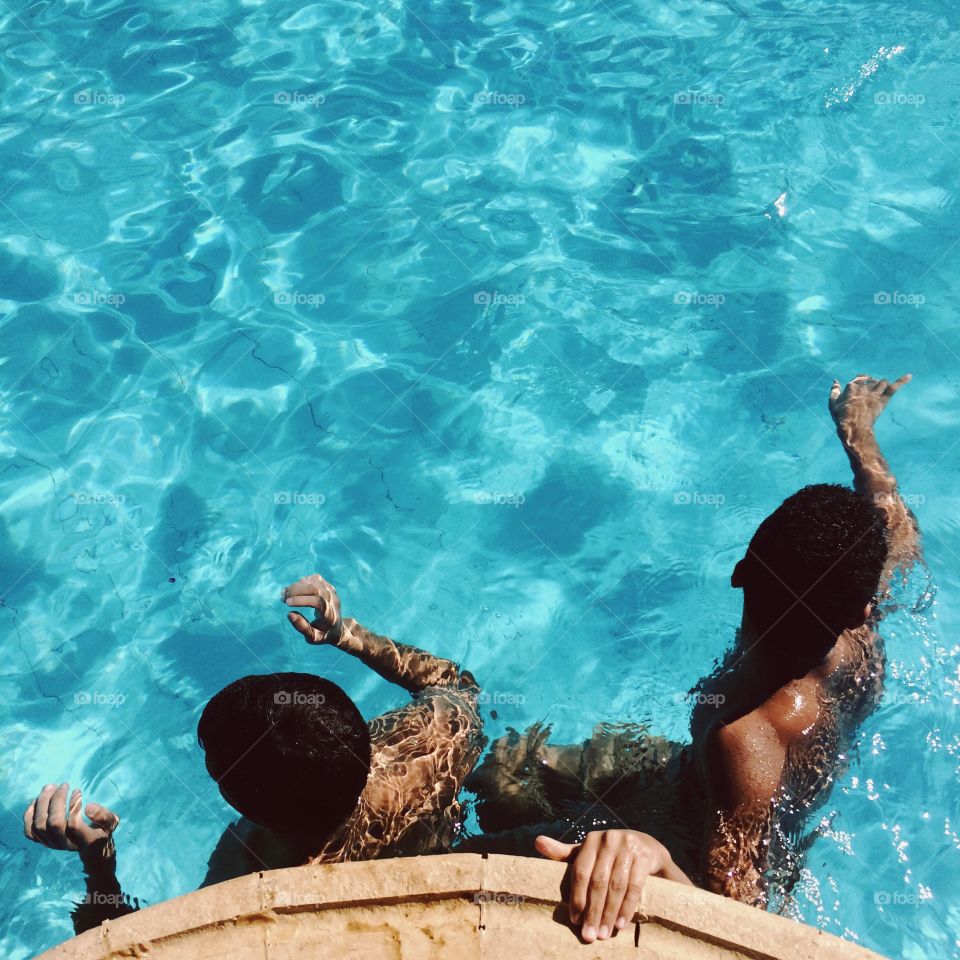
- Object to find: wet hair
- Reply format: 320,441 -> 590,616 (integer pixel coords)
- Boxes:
198,673 -> 371,841
733,484 -> 888,669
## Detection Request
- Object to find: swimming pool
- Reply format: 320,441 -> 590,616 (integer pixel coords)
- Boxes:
1,0 -> 958,956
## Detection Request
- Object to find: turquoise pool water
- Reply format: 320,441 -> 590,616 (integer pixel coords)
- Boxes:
2,0 -> 959,957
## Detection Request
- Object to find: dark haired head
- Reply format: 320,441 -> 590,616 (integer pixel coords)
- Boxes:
732,484 -> 888,673
198,673 -> 371,842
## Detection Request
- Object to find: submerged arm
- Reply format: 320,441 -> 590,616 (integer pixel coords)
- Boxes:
704,806 -> 772,906
702,720 -> 785,906
73,841 -> 139,933
283,574 -> 477,694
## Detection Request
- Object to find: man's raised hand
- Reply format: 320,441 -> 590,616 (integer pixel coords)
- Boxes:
829,373 -> 911,433
282,573 -> 343,645
24,783 -> 119,858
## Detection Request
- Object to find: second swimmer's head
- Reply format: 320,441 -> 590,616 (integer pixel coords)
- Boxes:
197,672 -> 371,844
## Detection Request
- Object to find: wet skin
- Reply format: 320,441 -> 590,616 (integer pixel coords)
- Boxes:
468,374 -> 919,939
25,573 -> 486,929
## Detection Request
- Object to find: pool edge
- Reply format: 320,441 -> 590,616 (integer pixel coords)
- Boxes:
33,853 -> 888,959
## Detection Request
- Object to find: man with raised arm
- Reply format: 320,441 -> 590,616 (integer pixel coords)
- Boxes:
23,574 -> 485,933
694,372 -> 918,903
466,374 -> 920,941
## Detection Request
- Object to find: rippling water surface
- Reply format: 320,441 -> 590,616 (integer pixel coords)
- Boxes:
1,1 -> 959,957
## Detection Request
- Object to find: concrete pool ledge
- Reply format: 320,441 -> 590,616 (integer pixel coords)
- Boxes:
35,853 -> 887,959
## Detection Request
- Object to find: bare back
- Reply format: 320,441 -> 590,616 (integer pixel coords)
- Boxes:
693,620 -> 886,902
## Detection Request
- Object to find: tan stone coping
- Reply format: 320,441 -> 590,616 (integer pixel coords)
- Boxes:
35,853 -> 887,959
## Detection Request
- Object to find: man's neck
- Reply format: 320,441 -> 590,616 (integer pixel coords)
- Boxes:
735,614 -> 837,686
245,819 -> 319,867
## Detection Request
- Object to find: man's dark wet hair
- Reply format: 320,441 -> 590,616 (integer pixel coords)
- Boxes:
733,484 -> 888,671
198,672 -> 371,841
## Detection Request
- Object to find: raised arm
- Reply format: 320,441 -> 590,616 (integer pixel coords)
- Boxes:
283,575 -> 485,862
283,574 -> 477,694
829,374 -> 920,581
23,783 -> 138,935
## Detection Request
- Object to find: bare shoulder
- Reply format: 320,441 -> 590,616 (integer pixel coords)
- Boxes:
757,679 -> 821,744
712,681 -> 817,749
713,709 -> 779,758
315,688 -> 485,863
368,684 -> 482,750
363,686 -> 484,818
